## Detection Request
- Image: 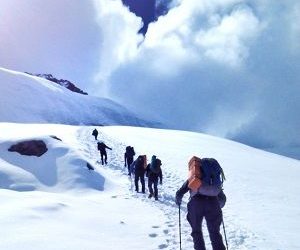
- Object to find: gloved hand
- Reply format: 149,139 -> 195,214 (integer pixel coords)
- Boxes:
175,196 -> 182,206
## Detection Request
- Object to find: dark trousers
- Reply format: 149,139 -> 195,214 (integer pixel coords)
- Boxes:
148,178 -> 158,198
134,173 -> 145,193
126,157 -> 134,174
187,195 -> 226,250
100,152 -> 107,165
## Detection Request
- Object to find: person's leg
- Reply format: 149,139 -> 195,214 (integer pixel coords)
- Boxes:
104,152 -> 108,164
134,175 -> 139,192
148,179 -> 154,198
187,198 -> 206,250
153,179 -> 159,200
127,158 -> 133,175
205,199 -> 226,250
100,153 -> 104,165
140,174 -> 145,193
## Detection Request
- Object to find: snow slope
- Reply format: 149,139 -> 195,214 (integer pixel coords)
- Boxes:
0,67 -> 157,127
0,123 -> 299,250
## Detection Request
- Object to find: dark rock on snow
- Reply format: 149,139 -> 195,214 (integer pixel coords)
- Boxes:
8,140 -> 48,157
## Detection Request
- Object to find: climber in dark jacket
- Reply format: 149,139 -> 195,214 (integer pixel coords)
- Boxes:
175,180 -> 226,250
130,155 -> 146,193
124,146 -> 135,175
146,156 -> 163,200
92,128 -> 98,140
97,141 -> 112,165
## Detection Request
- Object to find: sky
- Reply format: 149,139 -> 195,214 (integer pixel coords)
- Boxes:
0,123 -> 300,249
0,0 -> 299,159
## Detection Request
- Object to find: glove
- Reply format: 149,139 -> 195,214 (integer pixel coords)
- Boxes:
175,196 -> 182,206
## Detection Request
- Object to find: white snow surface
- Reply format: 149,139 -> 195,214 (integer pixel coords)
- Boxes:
0,123 -> 299,250
0,67 -> 154,126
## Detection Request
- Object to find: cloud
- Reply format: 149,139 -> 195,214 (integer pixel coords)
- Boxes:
92,0 -> 144,95
0,0 -> 299,158
92,0 -> 300,158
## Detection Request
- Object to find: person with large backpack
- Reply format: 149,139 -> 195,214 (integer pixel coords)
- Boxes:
130,155 -> 146,193
97,141 -> 112,165
124,146 -> 135,175
175,156 -> 226,250
92,128 -> 98,140
146,155 -> 163,201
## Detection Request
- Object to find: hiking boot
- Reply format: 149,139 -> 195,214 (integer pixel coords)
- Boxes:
155,196 -> 158,201
148,194 -> 153,199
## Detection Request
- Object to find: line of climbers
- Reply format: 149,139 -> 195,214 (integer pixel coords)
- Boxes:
92,128 -> 227,250
92,129 -> 163,201
125,146 -> 163,201
93,129 -> 112,165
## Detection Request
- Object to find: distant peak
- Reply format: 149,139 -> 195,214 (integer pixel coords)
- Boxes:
25,72 -> 88,95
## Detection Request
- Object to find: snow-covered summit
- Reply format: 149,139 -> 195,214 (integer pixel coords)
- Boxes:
0,67 -> 159,127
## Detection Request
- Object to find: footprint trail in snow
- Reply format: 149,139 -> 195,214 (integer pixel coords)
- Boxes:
76,127 -> 261,250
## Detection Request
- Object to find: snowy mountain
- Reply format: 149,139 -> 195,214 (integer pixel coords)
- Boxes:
0,123 -> 299,250
0,66 -> 299,249
0,67 -> 159,127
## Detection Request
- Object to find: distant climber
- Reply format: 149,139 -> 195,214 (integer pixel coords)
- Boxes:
92,128 -> 98,140
97,141 -> 112,165
124,146 -> 135,175
146,155 -> 163,200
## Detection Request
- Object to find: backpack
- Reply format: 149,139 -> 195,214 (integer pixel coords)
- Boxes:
188,156 -> 225,196
126,146 -> 135,158
188,156 -> 202,191
150,155 -> 161,174
135,155 -> 145,172
141,155 -> 147,169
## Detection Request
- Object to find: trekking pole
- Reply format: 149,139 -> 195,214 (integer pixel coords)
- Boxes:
178,205 -> 182,250
221,217 -> 229,250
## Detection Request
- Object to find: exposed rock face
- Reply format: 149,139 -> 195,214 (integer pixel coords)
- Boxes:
8,140 -> 48,157
25,72 -> 88,95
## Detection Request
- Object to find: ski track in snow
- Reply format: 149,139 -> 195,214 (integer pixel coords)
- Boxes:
76,127 -> 261,250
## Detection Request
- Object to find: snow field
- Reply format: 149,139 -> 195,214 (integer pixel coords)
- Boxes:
0,123 -> 299,249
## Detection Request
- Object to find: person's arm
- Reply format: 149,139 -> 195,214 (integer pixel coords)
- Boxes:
145,164 -> 150,177
175,180 -> 189,206
105,144 -> 112,150
130,160 -> 136,175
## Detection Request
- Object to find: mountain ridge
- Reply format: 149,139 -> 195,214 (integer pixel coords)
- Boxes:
0,67 -> 160,128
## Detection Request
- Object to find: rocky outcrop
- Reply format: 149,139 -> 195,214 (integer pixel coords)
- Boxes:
8,140 -> 48,157
25,72 -> 88,95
